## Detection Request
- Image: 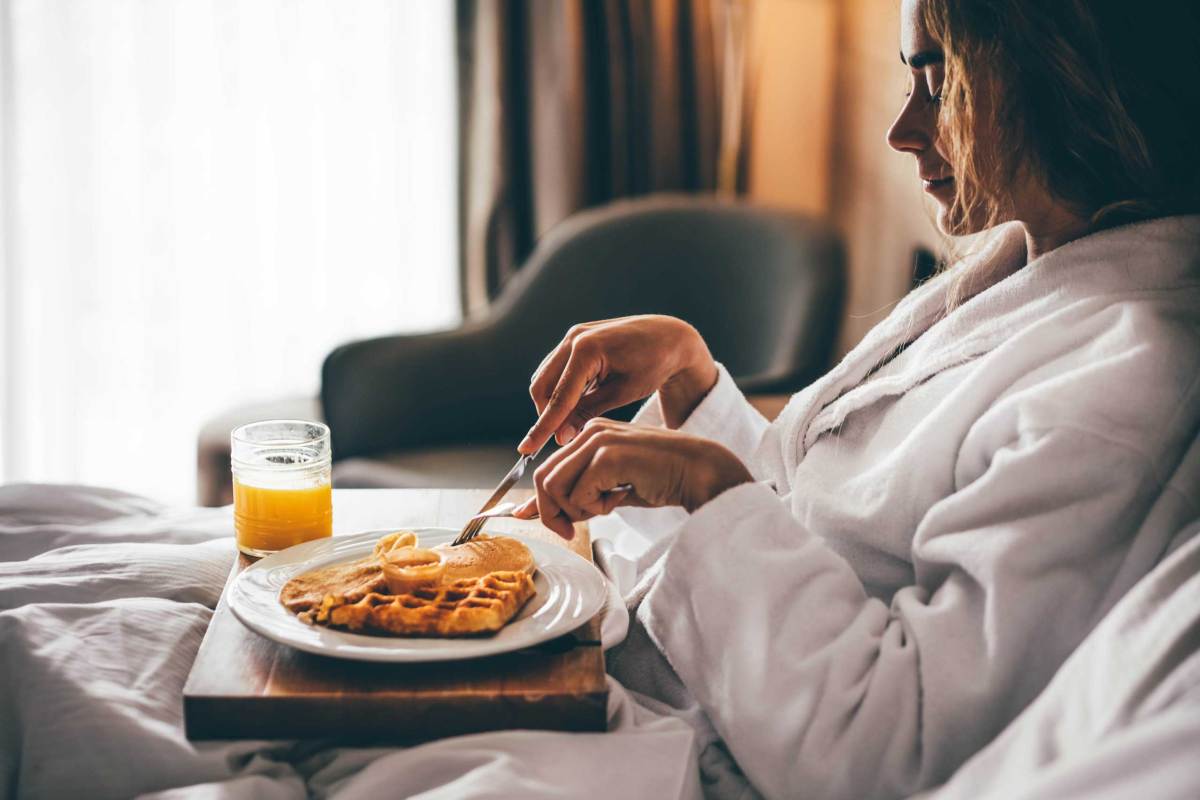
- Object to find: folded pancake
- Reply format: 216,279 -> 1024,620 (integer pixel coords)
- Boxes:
279,557 -> 384,615
280,529 -> 418,615
434,534 -> 535,581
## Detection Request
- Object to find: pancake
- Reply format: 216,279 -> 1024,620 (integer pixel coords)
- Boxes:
280,529 -> 417,614
279,557 -> 384,614
434,534 -> 535,581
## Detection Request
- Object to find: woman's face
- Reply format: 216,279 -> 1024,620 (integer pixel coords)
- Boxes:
886,0 -> 1100,255
886,0 -> 968,234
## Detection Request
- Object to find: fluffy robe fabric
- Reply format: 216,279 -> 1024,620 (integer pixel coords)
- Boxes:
614,215 -> 1200,799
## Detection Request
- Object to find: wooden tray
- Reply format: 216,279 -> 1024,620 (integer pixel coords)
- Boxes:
183,489 -> 608,742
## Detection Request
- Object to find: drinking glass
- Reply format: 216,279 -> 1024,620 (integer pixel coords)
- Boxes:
231,420 -> 332,557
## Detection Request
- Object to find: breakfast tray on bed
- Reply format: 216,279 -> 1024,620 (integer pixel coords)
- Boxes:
182,489 -> 608,742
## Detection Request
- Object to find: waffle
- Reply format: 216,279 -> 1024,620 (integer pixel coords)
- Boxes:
312,570 -> 536,637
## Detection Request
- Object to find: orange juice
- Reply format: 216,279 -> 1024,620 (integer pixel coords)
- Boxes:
234,479 -> 332,555
230,420 -> 332,557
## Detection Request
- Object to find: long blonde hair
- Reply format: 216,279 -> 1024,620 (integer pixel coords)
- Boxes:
921,0 -> 1200,302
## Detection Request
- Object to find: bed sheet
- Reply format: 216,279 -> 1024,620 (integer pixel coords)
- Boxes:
0,484 -> 702,800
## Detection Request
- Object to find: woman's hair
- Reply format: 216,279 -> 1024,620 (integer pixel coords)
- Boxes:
922,0 -> 1200,235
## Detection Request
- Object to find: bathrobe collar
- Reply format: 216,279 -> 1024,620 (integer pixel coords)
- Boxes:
780,214 -> 1200,461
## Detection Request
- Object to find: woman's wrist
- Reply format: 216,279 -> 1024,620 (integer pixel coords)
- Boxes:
659,331 -> 718,428
682,443 -> 753,512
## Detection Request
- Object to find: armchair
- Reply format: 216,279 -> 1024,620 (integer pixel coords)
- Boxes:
197,194 -> 844,505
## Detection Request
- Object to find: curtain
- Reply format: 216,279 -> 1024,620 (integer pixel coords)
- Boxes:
456,0 -> 750,314
0,1 -> 459,502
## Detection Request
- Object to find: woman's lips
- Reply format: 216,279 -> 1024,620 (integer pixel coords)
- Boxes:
923,175 -> 955,193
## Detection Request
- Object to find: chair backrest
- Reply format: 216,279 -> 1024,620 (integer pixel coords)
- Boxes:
322,194 -> 844,460
493,194 -> 845,391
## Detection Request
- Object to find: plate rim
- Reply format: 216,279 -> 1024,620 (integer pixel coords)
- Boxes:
227,527 -> 608,663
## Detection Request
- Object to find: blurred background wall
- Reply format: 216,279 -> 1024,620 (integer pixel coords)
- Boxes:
746,0 -> 940,355
1,0 -> 942,503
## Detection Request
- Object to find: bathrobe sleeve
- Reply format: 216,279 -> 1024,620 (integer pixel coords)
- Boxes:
636,424 -> 1170,800
614,363 -> 771,539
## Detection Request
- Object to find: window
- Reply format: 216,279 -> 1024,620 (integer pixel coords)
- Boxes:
0,1 -> 459,502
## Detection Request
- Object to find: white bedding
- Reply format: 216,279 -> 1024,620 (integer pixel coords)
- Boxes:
2,483 -> 1197,799
0,484 -> 699,800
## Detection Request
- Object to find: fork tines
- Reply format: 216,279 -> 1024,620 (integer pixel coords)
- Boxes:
454,515 -> 486,546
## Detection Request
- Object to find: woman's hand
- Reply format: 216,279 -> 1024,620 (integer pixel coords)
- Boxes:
517,315 -> 719,455
513,418 -> 753,538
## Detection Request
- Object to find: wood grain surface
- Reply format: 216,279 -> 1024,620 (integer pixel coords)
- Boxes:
183,489 -> 607,742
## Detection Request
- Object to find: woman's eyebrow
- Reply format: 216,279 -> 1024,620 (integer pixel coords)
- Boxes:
900,50 -> 945,68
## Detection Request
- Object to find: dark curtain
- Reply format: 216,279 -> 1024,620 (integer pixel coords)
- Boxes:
456,0 -> 744,314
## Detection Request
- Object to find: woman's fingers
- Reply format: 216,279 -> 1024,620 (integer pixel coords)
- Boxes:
538,429 -> 614,519
518,420 -> 745,537
528,421 -> 618,536
519,344 -> 600,454
533,476 -> 577,539
511,481 -> 634,525
558,381 -> 629,440
534,422 -> 657,532
528,323 -> 602,416
511,497 -> 539,519
528,340 -> 573,417
569,461 -> 637,517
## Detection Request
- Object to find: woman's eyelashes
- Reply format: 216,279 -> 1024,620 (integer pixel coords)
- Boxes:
904,73 -> 943,106
925,73 -> 944,105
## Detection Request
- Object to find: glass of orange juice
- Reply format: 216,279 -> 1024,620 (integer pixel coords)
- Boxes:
231,420 -> 332,557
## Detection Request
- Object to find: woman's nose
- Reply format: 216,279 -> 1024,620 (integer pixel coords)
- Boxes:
886,92 -> 934,155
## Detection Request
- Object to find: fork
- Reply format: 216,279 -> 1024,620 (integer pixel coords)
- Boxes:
452,377 -> 617,547
460,501 -> 537,527
452,484 -> 635,546
450,448 -> 545,547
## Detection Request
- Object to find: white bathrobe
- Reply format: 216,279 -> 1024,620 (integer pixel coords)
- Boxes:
611,215 -> 1200,800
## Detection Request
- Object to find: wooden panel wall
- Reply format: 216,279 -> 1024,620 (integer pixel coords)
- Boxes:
747,0 -> 942,356
827,0 -> 942,353
746,0 -> 835,216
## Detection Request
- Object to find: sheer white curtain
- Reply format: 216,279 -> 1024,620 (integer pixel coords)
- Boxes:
0,1 -> 459,502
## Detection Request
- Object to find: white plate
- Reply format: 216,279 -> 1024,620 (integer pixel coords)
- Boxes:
228,527 -> 608,662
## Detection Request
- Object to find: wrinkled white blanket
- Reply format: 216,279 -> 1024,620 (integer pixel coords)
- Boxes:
2,483 -> 1198,799
0,484 -> 699,800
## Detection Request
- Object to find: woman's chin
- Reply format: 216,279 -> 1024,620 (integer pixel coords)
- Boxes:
933,200 -> 989,237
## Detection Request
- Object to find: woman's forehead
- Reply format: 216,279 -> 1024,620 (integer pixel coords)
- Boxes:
899,0 -> 941,63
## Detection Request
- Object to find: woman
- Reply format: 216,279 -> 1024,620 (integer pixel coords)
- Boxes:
513,1 -> 1200,798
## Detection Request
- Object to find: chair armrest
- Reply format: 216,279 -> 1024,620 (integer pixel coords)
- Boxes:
321,321 -> 545,462
195,396 -> 321,506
